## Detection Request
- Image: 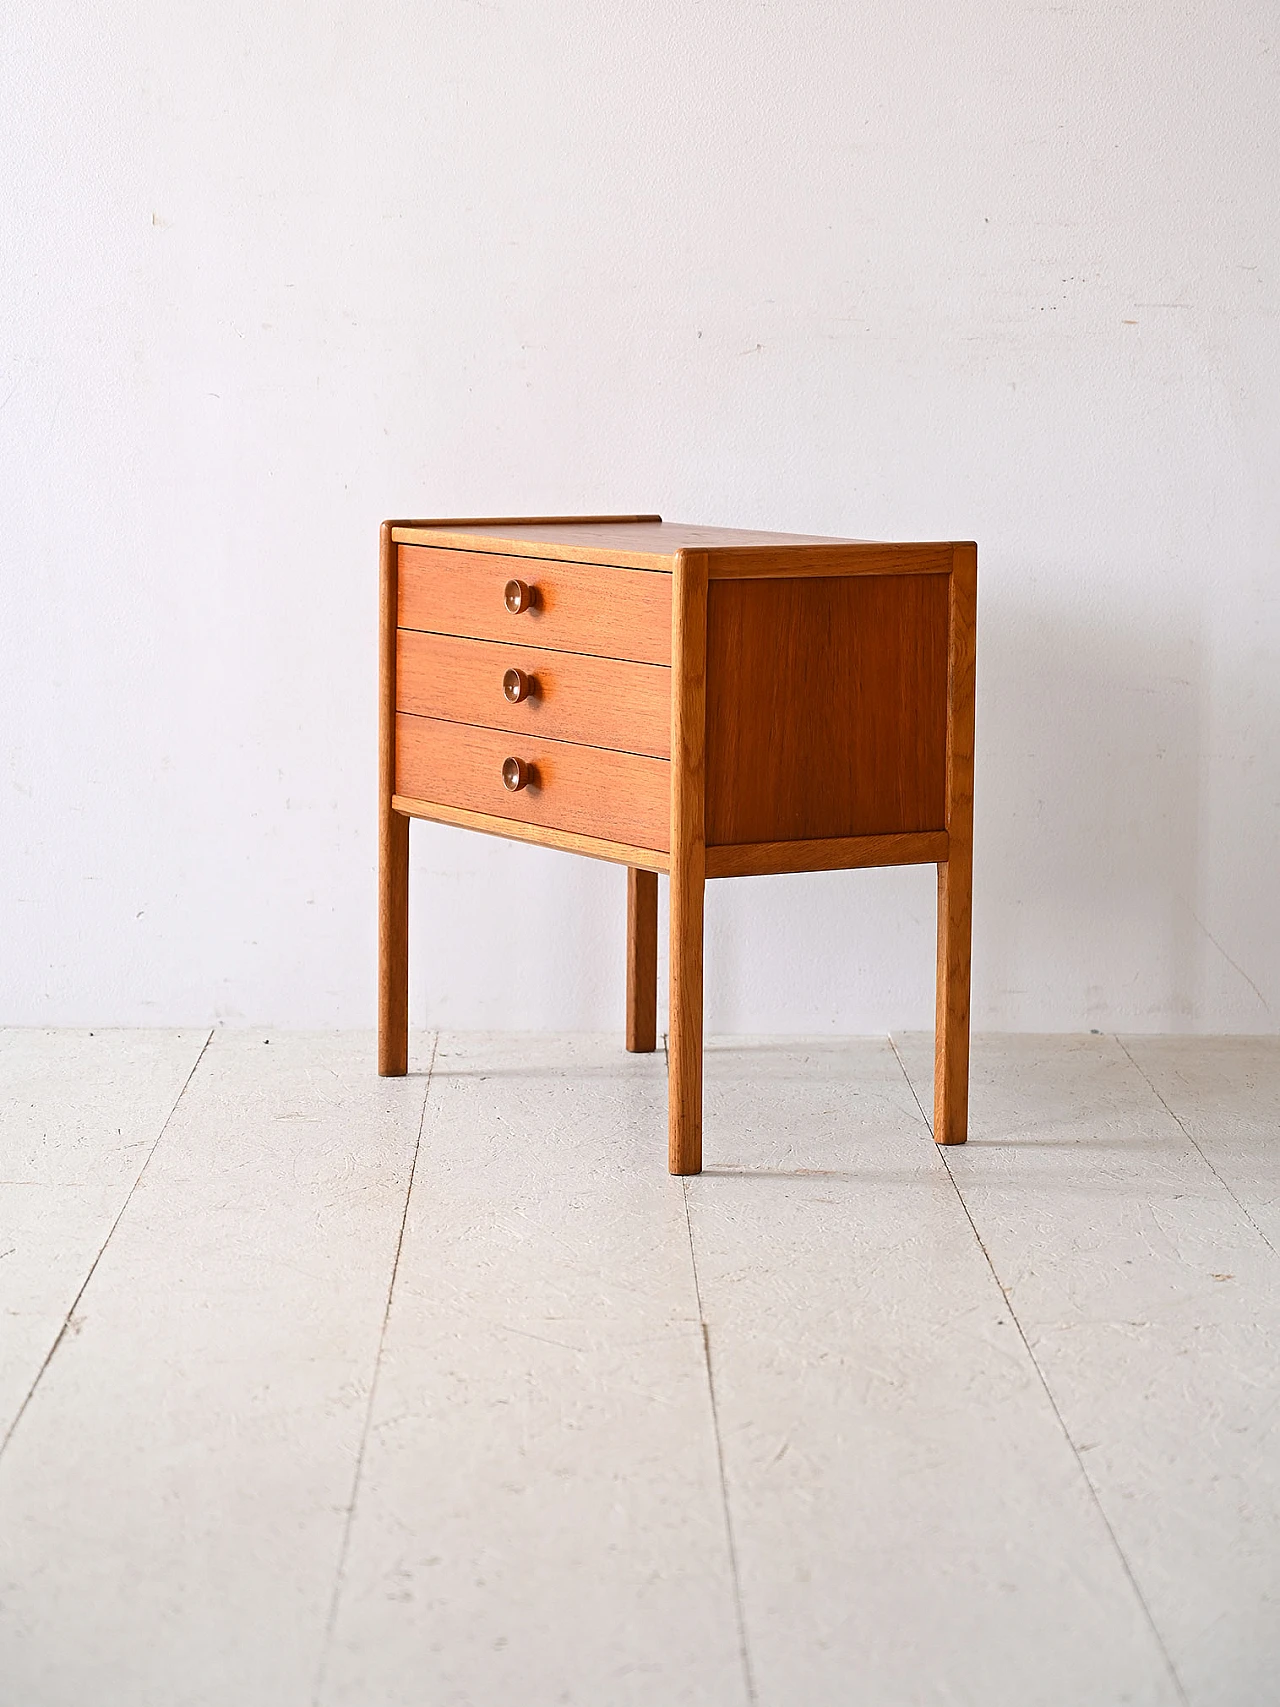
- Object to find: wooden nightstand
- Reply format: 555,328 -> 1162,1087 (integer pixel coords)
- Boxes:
378,515 -> 976,1175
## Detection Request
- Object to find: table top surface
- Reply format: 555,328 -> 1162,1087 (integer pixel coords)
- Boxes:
389,516 -> 963,573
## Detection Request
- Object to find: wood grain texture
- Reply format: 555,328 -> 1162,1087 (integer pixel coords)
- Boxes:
389,513 -> 661,531
398,546 -> 672,665
378,521 -> 409,1077
705,831 -> 949,879
704,573 -> 948,846
626,868 -> 659,1053
934,544 -> 977,1146
396,630 -> 670,758
392,520 -> 965,579
392,795 -> 668,870
668,552 -> 708,1176
391,520 -> 854,571
396,714 -> 670,852
705,544 -> 952,579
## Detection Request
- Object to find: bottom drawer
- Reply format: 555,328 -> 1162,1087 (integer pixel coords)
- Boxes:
395,714 -> 670,852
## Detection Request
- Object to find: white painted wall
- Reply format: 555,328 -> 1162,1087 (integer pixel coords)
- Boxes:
3,2 -> 1277,1033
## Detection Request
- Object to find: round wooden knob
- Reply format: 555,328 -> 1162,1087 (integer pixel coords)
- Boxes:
501,756 -> 530,792
503,667 -> 532,704
504,578 -> 534,614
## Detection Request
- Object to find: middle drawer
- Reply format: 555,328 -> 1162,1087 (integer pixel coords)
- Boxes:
396,629 -> 671,759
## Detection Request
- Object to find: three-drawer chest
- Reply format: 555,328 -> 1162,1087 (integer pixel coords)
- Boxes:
378,515 -> 976,1174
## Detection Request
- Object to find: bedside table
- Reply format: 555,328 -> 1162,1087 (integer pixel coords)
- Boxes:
378,515 -> 976,1175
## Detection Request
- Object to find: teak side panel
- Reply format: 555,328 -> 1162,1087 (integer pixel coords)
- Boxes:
397,545 -> 671,665
395,714 -> 670,852
704,573 -> 948,845
396,630 -> 671,758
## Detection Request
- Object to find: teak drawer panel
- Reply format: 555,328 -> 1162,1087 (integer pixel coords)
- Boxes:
396,713 -> 670,852
396,630 -> 671,759
398,545 -> 672,665
705,572 -> 949,844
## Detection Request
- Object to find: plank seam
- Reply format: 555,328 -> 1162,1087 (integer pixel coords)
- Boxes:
886,1034 -> 1192,1707
1117,1038 -> 1278,1260
0,1026 -> 216,1462
681,1178 -> 758,1707
314,1030 -> 440,1704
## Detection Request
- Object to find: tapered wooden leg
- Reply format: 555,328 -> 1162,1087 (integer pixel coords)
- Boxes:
934,846 -> 972,1144
378,806 -> 409,1076
668,852 -> 704,1173
668,549 -> 708,1175
626,867 -> 658,1053
377,518 -> 409,1076
935,540 -> 977,1144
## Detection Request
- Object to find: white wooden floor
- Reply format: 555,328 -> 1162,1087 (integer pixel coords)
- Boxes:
1,1031 -> 1276,1707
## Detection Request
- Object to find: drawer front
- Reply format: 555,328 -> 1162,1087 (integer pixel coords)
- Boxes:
396,714 -> 670,851
398,546 -> 672,666
396,630 -> 670,759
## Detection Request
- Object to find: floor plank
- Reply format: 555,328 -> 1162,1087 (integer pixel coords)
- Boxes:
0,1030 -> 429,1707
1122,1036 -> 1280,1253
894,1032 -> 1280,1707
687,1038 -> 1179,1707
0,1028 -> 210,1444
318,1033 -> 745,1707
3,1030 -> 1274,1707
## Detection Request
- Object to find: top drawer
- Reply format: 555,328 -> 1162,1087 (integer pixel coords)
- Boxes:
398,546 -> 672,666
